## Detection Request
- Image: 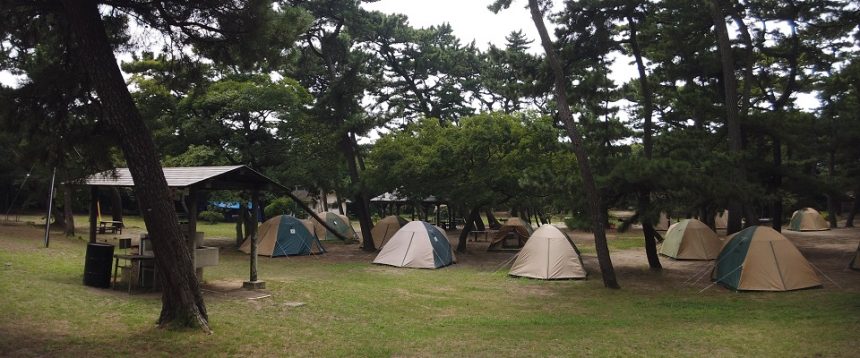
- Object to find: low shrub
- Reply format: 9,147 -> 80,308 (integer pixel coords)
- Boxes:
198,210 -> 223,224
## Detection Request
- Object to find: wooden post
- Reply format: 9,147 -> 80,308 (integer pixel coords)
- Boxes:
89,186 -> 98,243
435,204 -> 441,227
244,189 -> 265,289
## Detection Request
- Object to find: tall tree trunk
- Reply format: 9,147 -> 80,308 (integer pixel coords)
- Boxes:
110,187 -> 123,223
845,193 -> 859,228
340,136 -> 375,250
61,0 -> 208,331
628,12 -> 661,270
528,0 -> 619,288
457,206 -> 481,253
63,184 -> 75,236
827,151 -> 838,228
236,204 -> 248,246
709,0 -> 745,235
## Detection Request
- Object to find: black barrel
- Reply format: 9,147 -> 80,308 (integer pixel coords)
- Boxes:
83,242 -> 114,288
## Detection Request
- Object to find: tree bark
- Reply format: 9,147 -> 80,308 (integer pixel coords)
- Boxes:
63,184 -> 75,236
627,12 -> 661,270
528,0 -> 619,288
236,204 -> 248,247
61,0 -> 208,331
340,136 -> 375,250
845,193 -> 859,228
110,187 -> 123,223
486,210 -> 501,229
457,206 -> 481,253
709,0 -> 745,235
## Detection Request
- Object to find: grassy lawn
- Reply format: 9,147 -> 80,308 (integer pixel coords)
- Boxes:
0,222 -> 857,357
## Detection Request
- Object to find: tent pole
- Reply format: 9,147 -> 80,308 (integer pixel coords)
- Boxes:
43,167 -> 56,248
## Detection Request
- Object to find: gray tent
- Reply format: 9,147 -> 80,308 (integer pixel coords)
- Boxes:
372,221 -> 456,269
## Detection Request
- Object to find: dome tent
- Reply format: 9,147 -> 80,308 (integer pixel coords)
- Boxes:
788,207 -> 829,231
487,217 -> 533,251
240,215 -> 325,257
712,226 -> 820,291
373,221 -> 456,269
366,215 -> 409,249
660,219 -> 722,260
312,211 -> 357,240
509,224 -> 587,280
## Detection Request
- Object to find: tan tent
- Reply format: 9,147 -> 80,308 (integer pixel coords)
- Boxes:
366,215 -> 409,249
788,207 -> 829,231
373,221 -> 456,269
660,219 -> 722,260
487,217 -> 533,251
509,224 -> 587,280
312,211 -> 357,240
712,226 -> 821,291
239,215 -> 325,256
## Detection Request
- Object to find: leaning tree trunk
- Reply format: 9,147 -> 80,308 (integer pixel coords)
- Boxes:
61,0 -> 208,331
528,0 -> 619,288
709,0 -> 745,235
62,184 -> 75,236
627,12 -> 662,270
457,206 -> 481,253
486,210 -> 501,229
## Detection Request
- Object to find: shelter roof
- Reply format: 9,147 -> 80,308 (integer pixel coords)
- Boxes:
81,165 -> 285,191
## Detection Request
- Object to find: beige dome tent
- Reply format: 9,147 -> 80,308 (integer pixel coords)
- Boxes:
788,207 -> 829,231
660,219 -> 722,260
487,217 -> 533,251
366,215 -> 409,249
509,224 -> 587,280
712,226 -> 821,291
373,221 -> 456,269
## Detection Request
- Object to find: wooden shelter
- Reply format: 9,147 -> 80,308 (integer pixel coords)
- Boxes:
81,165 -> 289,288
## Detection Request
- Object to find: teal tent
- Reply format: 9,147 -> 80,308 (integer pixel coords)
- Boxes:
240,215 -> 325,256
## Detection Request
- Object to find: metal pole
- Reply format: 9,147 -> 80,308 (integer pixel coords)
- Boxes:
43,167 -> 56,248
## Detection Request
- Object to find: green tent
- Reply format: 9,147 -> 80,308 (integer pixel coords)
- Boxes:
312,212 -> 357,241
712,226 -> 820,291
239,215 -> 325,256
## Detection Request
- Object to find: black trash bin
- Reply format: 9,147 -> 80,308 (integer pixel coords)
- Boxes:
83,242 -> 114,288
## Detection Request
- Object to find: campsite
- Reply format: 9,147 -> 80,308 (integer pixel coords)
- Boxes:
0,215 -> 858,356
2,0 -> 860,356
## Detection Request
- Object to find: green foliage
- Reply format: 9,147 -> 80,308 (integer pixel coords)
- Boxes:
198,210 -> 223,224
564,215 -> 591,232
264,197 -> 298,217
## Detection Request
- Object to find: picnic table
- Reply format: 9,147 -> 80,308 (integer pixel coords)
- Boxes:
470,230 -> 499,242
98,220 -> 123,234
